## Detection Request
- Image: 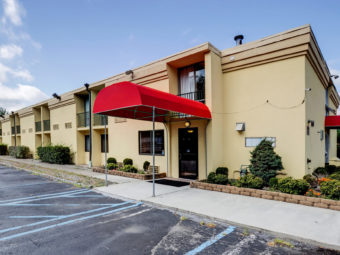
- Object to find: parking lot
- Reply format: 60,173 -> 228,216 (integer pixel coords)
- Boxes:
0,165 -> 339,255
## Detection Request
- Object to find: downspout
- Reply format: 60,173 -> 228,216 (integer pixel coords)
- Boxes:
163,122 -> 169,177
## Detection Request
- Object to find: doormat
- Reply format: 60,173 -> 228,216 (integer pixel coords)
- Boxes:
148,179 -> 190,187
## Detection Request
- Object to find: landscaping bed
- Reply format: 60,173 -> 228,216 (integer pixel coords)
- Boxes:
190,181 -> 340,211
93,167 -> 166,180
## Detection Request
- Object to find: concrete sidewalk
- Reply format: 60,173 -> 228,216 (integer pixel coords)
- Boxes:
1,156 -> 340,250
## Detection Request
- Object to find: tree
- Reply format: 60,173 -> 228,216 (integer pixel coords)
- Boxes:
0,107 -> 7,117
249,139 -> 283,184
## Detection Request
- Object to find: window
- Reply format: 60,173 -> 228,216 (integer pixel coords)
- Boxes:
85,135 -> 90,152
178,62 -> 205,102
139,130 -> 164,155
245,137 -> 276,147
101,134 -> 109,153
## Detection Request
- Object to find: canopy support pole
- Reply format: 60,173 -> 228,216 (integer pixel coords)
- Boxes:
104,119 -> 108,186
152,106 -> 156,197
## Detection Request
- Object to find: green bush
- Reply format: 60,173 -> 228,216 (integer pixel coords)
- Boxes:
277,177 -> 309,195
236,175 -> 264,189
37,145 -> 71,164
9,146 -> 30,158
325,165 -> 337,175
122,165 -> 138,173
107,163 -> 117,170
313,167 -> 327,176
303,174 -> 318,188
249,140 -> 283,184
207,172 -> 216,184
138,170 -> 145,175
320,180 -> 340,200
0,144 -> 8,155
329,172 -> 340,181
107,157 -> 117,164
143,161 -> 150,171
214,174 -> 228,185
123,158 -> 133,166
216,167 -> 228,176
269,177 -> 279,190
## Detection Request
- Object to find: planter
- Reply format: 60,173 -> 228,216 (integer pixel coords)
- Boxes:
190,181 -> 340,211
93,167 -> 166,180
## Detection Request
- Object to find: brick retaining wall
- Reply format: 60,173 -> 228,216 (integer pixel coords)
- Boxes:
93,167 -> 166,180
190,181 -> 340,211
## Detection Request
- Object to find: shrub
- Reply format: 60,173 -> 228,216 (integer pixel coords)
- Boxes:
249,140 -> 283,184
122,165 -> 138,173
107,157 -> 117,164
329,172 -> 340,181
107,163 -> 117,170
143,161 -> 150,171
277,177 -> 309,195
313,167 -> 327,176
214,174 -> 228,185
123,158 -> 133,166
0,144 -> 8,155
37,145 -> 71,164
207,172 -> 216,184
236,175 -> 264,189
320,180 -> 340,200
138,170 -> 145,175
215,167 -> 228,176
303,174 -> 318,188
9,146 -> 30,158
269,177 -> 279,190
325,165 -> 337,175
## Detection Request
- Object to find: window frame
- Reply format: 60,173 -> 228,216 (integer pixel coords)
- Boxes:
100,134 -> 109,153
245,137 -> 276,147
177,62 -> 205,95
138,129 -> 165,156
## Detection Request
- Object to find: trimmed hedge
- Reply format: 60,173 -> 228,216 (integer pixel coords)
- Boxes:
277,177 -> 309,195
123,158 -> 133,166
235,175 -> 264,189
9,146 -> 30,158
320,180 -> 340,200
216,167 -> 228,176
143,161 -> 150,171
107,163 -> 117,170
121,165 -> 138,173
107,157 -> 117,164
37,145 -> 72,164
0,144 -> 7,155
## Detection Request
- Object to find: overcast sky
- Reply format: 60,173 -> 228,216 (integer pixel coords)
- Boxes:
0,0 -> 340,111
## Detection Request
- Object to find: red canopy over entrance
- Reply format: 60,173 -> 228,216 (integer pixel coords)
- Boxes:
93,81 -> 211,121
325,115 -> 340,128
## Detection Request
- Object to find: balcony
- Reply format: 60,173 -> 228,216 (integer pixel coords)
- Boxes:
43,120 -> 50,131
12,126 -> 20,134
94,114 -> 108,126
35,121 -> 42,132
178,90 -> 205,103
77,112 -> 90,128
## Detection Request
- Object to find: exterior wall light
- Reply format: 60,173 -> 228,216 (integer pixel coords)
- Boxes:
331,74 -> 339,79
125,70 -> 134,80
185,120 -> 191,128
52,93 -> 61,101
235,122 -> 245,131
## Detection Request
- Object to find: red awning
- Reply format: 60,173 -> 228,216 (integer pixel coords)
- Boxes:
93,81 -> 211,122
325,115 -> 340,128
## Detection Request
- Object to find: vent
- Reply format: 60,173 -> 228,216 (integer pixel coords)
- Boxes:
7,132 -> 10,135
115,117 -> 127,123
65,122 -> 72,129
29,128 -> 33,133
22,129 -> 26,134
53,124 -> 59,130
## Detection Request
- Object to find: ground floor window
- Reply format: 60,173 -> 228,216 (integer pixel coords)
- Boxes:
139,130 -> 164,155
245,137 -> 276,147
85,135 -> 90,152
101,134 -> 109,153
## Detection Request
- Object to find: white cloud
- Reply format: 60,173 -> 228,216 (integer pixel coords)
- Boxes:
0,44 -> 22,59
1,0 -> 25,26
0,83 -> 48,111
0,62 -> 33,82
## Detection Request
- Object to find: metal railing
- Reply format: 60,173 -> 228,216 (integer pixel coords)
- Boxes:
77,112 -> 90,127
43,120 -> 50,131
35,121 -> 41,132
94,114 -> 108,126
178,90 -> 205,103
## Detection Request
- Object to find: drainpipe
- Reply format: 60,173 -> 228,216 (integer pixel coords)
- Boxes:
84,83 -> 92,168
163,122 -> 169,177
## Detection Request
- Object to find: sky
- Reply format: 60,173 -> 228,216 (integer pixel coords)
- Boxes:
0,0 -> 340,111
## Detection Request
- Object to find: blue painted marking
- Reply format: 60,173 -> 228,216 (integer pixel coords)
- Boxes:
184,226 -> 236,255
0,201 -> 132,234
0,202 -> 142,241
0,189 -> 88,204
0,182 -> 51,190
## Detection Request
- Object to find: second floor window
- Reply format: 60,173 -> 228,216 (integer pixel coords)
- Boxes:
178,62 -> 205,102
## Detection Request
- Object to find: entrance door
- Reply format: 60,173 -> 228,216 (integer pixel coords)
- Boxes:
178,128 -> 198,179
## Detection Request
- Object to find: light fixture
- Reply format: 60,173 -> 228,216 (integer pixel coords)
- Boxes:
84,83 -> 90,91
125,70 -> 134,79
185,120 -> 191,128
331,74 -> 339,79
52,93 -> 61,101
235,122 -> 245,131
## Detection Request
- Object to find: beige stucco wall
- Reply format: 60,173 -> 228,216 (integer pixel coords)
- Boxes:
222,56 -> 306,178
1,120 -> 11,146
20,114 -> 36,155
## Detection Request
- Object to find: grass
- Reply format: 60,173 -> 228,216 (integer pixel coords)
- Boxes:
268,238 -> 294,248
0,158 -> 110,188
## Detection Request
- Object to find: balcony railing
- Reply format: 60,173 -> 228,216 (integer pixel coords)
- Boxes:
12,126 -> 20,134
43,120 -> 50,131
94,114 -> 108,126
178,90 -> 205,103
35,121 -> 41,132
77,112 -> 90,128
